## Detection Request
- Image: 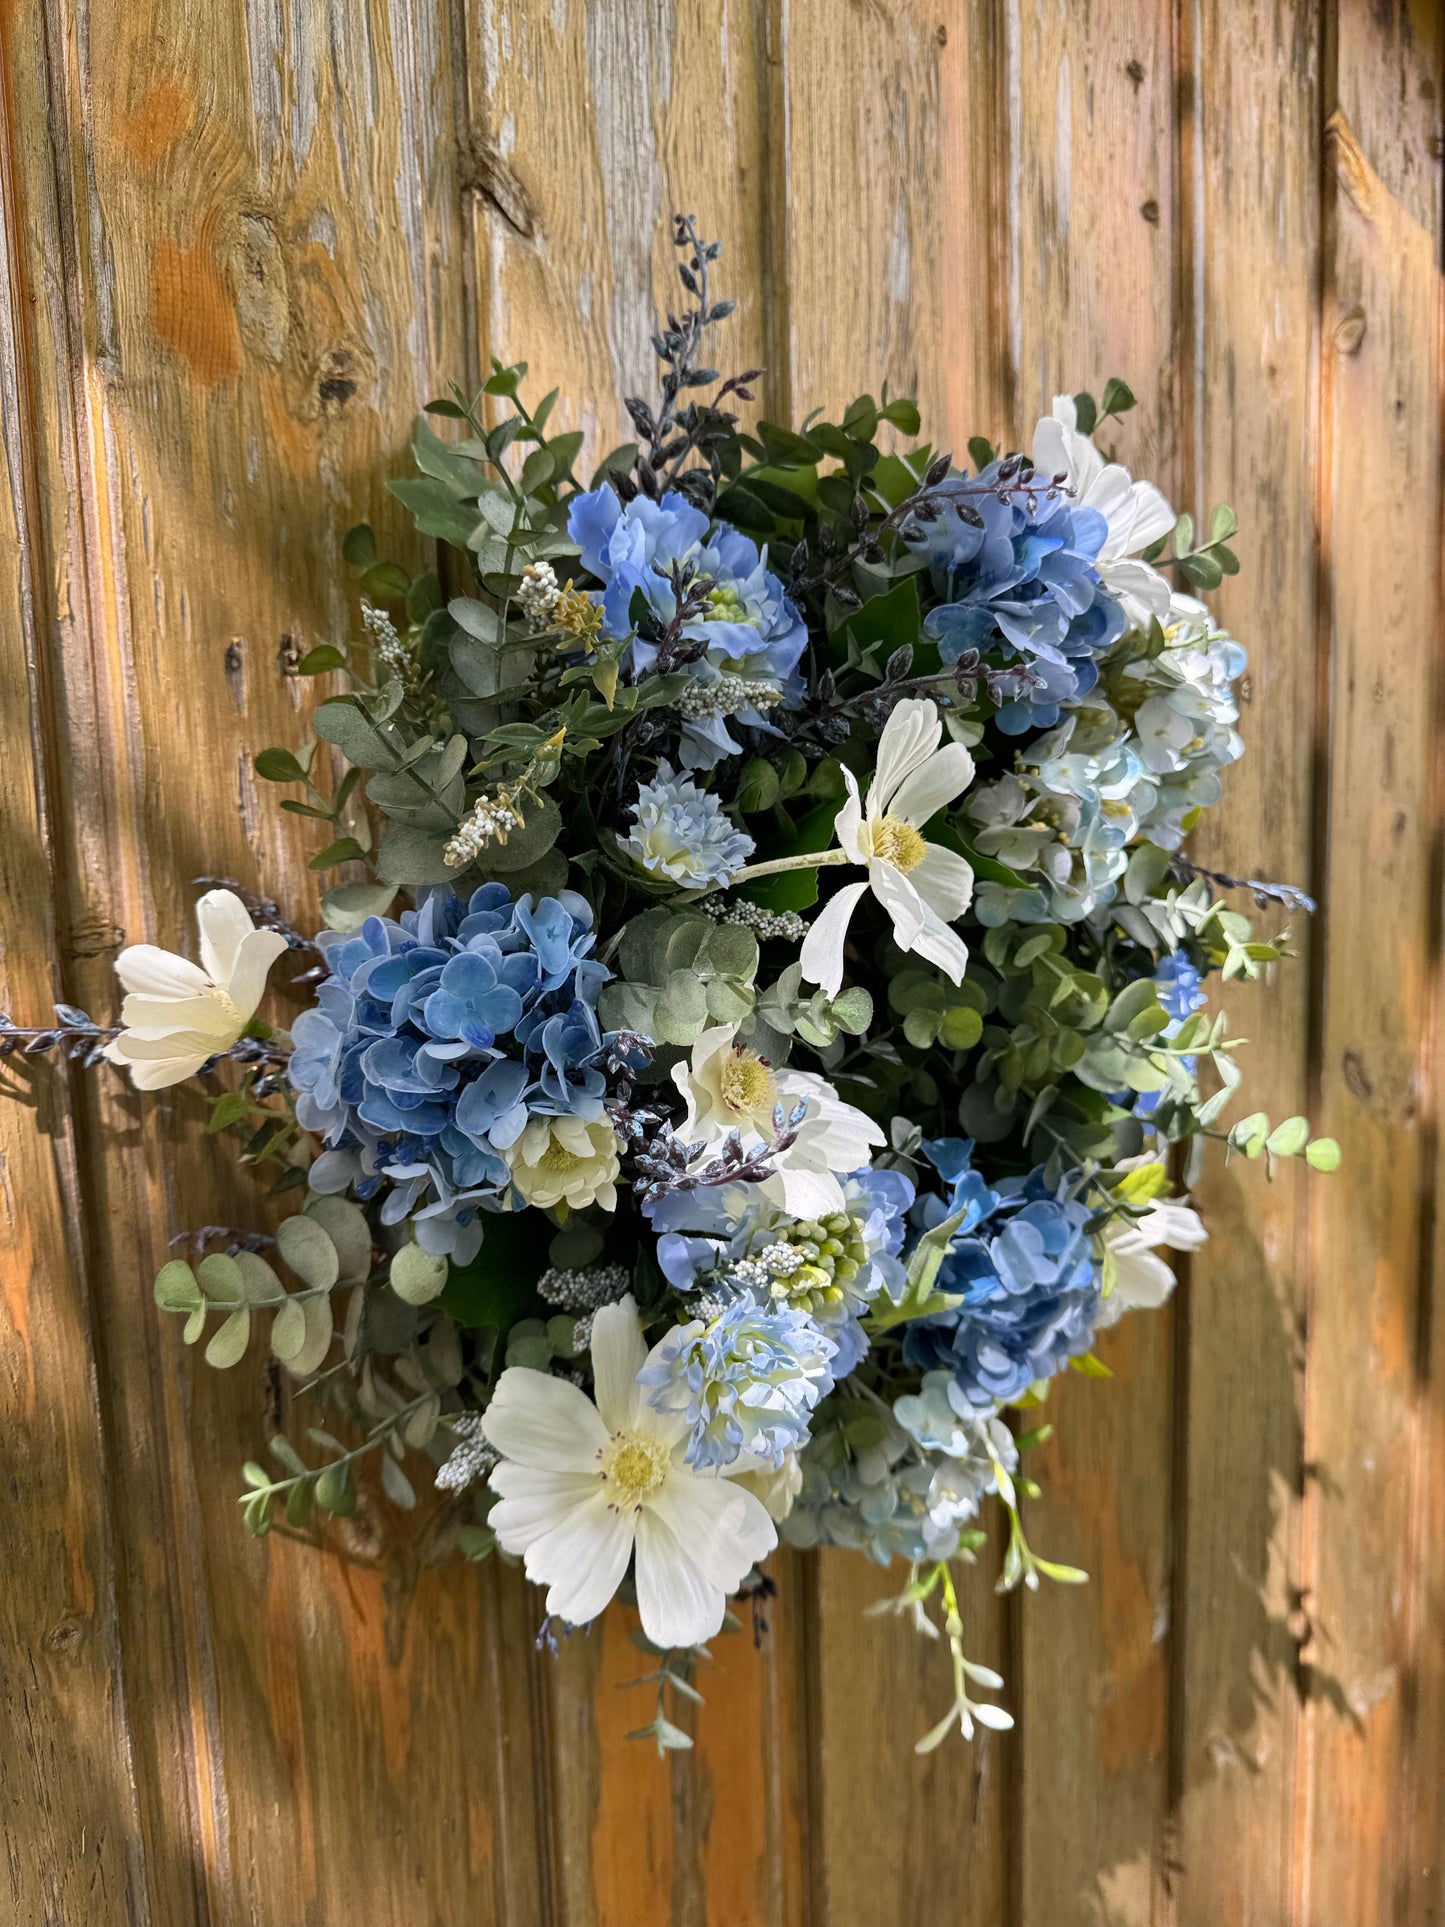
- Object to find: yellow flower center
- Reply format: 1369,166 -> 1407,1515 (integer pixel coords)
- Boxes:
540,1143 -> 588,1175
208,987 -> 243,1025
601,1429 -> 670,1510
870,815 -> 927,873
719,1048 -> 778,1118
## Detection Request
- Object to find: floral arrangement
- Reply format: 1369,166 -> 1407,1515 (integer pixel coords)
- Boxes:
4,220 -> 1336,1752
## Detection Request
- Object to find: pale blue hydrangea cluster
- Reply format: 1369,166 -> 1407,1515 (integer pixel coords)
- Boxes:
620,761 -> 755,888
290,884 -> 641,1264
639,1296 -> 837,1470
781,1392 -> 1018,1564
567,486 -> 808,767
901,1140 -> 1102,1408
965,598 -> 1246,925
648,1166 -> 916,1377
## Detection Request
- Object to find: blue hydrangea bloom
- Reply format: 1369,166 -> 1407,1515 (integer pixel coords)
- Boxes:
638,1297 -> 837,1470
910,467 -> 1126,732
1155,952 -> 1205,1023
647,1165 -> 915,1377
567,486 -> 808,767
289,883 -> 636,1262
902,1140 -> 1102,1407
621,762 -> 755,888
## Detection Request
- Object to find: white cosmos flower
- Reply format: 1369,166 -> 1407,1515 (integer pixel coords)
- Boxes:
1031,395 -> 1176,630
103,889 -> 288,1090
671,1023 -> 884,1218
483,1296 -> 776,1646
1095,1195 -> 1207,1329
798,698 -> 975,999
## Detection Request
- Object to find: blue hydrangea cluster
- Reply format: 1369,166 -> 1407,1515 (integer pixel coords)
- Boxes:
910,466 -> 1127,733
639,1296 -> 837,1470
620,762 -> 755,888
647,1165 -> 916,1376
780,1393 -> 1018,1564
567,486 -> 808,767
290,884 -> 637,1263
901,1139 -> 1102,1408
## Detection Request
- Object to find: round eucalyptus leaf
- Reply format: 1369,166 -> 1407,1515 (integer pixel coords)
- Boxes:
270,1297 -> 307,1362
154,1260 -> 201,1313
276,1214 -> 341,1292
390,1243 -> 449,1306
204,1306 -> 252,1370
196,1252 -> 247,1307
288,1294 -> 335,1377
234,1250 -> 285,1304
479,795 -> 563,875
303,1196 -> 372,1284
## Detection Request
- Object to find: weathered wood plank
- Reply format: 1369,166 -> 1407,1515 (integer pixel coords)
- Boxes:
0,17 -> 152,1921
1302,1 -> 1444,1916
1002,10 -> 1181,1920
1,0 -> 551,1921
1170,3 -> 1322,1920
464,6 -> 810,1919
780,5 -> 1012,1923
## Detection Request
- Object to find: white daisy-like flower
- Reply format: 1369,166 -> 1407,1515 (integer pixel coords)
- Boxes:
1095,1194 -> 1207,1328
504,1113 -> 622,1213
1031,395 -> 1176,630
798,698 -> 976,999
483,1296 -> 776,1646
102,889 -> 288,1090
671,1023 -> 884,1218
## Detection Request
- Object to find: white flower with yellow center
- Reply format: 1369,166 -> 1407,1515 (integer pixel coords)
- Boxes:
1031,395 -> 1176,630
504,1113 -> 622,1213
799,698 -> 976,999
671,1023 -> 883,1218
102,889 -> 288,1091
483,1296 -> 776,1645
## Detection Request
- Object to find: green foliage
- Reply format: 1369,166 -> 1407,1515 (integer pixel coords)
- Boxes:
599,909 -> 759,1046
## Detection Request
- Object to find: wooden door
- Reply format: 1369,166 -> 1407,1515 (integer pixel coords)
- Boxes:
2,2 -> 1442,1921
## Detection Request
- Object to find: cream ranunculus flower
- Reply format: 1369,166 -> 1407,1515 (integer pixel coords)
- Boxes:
671,1022 -> 884,1218
1031,394 -> 1176,630
102,889 -> 289,1090
798,698 -> 976,999
483,1295 -> 777,1645
504,1113 -> 622,1213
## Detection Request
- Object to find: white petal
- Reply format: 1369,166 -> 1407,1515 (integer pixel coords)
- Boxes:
102,1038 -> 210,1089
116,993 -> 239,1038
647,1470 -> 776,1594
196,890 -> 259,986
834,767 -> 866,862
590,1295 -> 648,1433
908,844 -> 975,923
888,743 -> 975,828
1030,413 -> 1072,484
1127,479 -> 1176,551
767,1164 -> 846,1218
873,699 -> 941,811
526,1491 -> 635,1627
488,1462 -> 604,1545
226,927 -> 289,1019
907,904 -> 970,985
1104,557 -> 1172,625
870,861 -> 927,948
798,879 -> 869,998
633,1507 -> 727,1647
481,1366 -> 610,1471
113,943 -> 211,1000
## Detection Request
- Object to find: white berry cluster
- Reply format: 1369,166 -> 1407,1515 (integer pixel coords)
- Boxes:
443,792 -> 523,869
677,674 -> 785,721
699,895 -> 808,943
536,1262 -> 631,1311
516,561 -> 561,628
434,1413 -> 498,1493
362,601 -> 417,684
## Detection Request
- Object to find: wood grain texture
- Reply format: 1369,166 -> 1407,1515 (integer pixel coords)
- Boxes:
1301,4 -> 1444,1921
1003,9 -> 1181,1920
4,0 -> 1444,1921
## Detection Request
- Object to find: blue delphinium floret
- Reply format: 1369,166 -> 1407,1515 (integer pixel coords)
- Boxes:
567,486 -> 808,767
620,761 -> 755,888
902,1139 -> 1102,1407
289,883 -> 637,1263
639,1297 -> 837,1470
910,466 -> 1126,733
